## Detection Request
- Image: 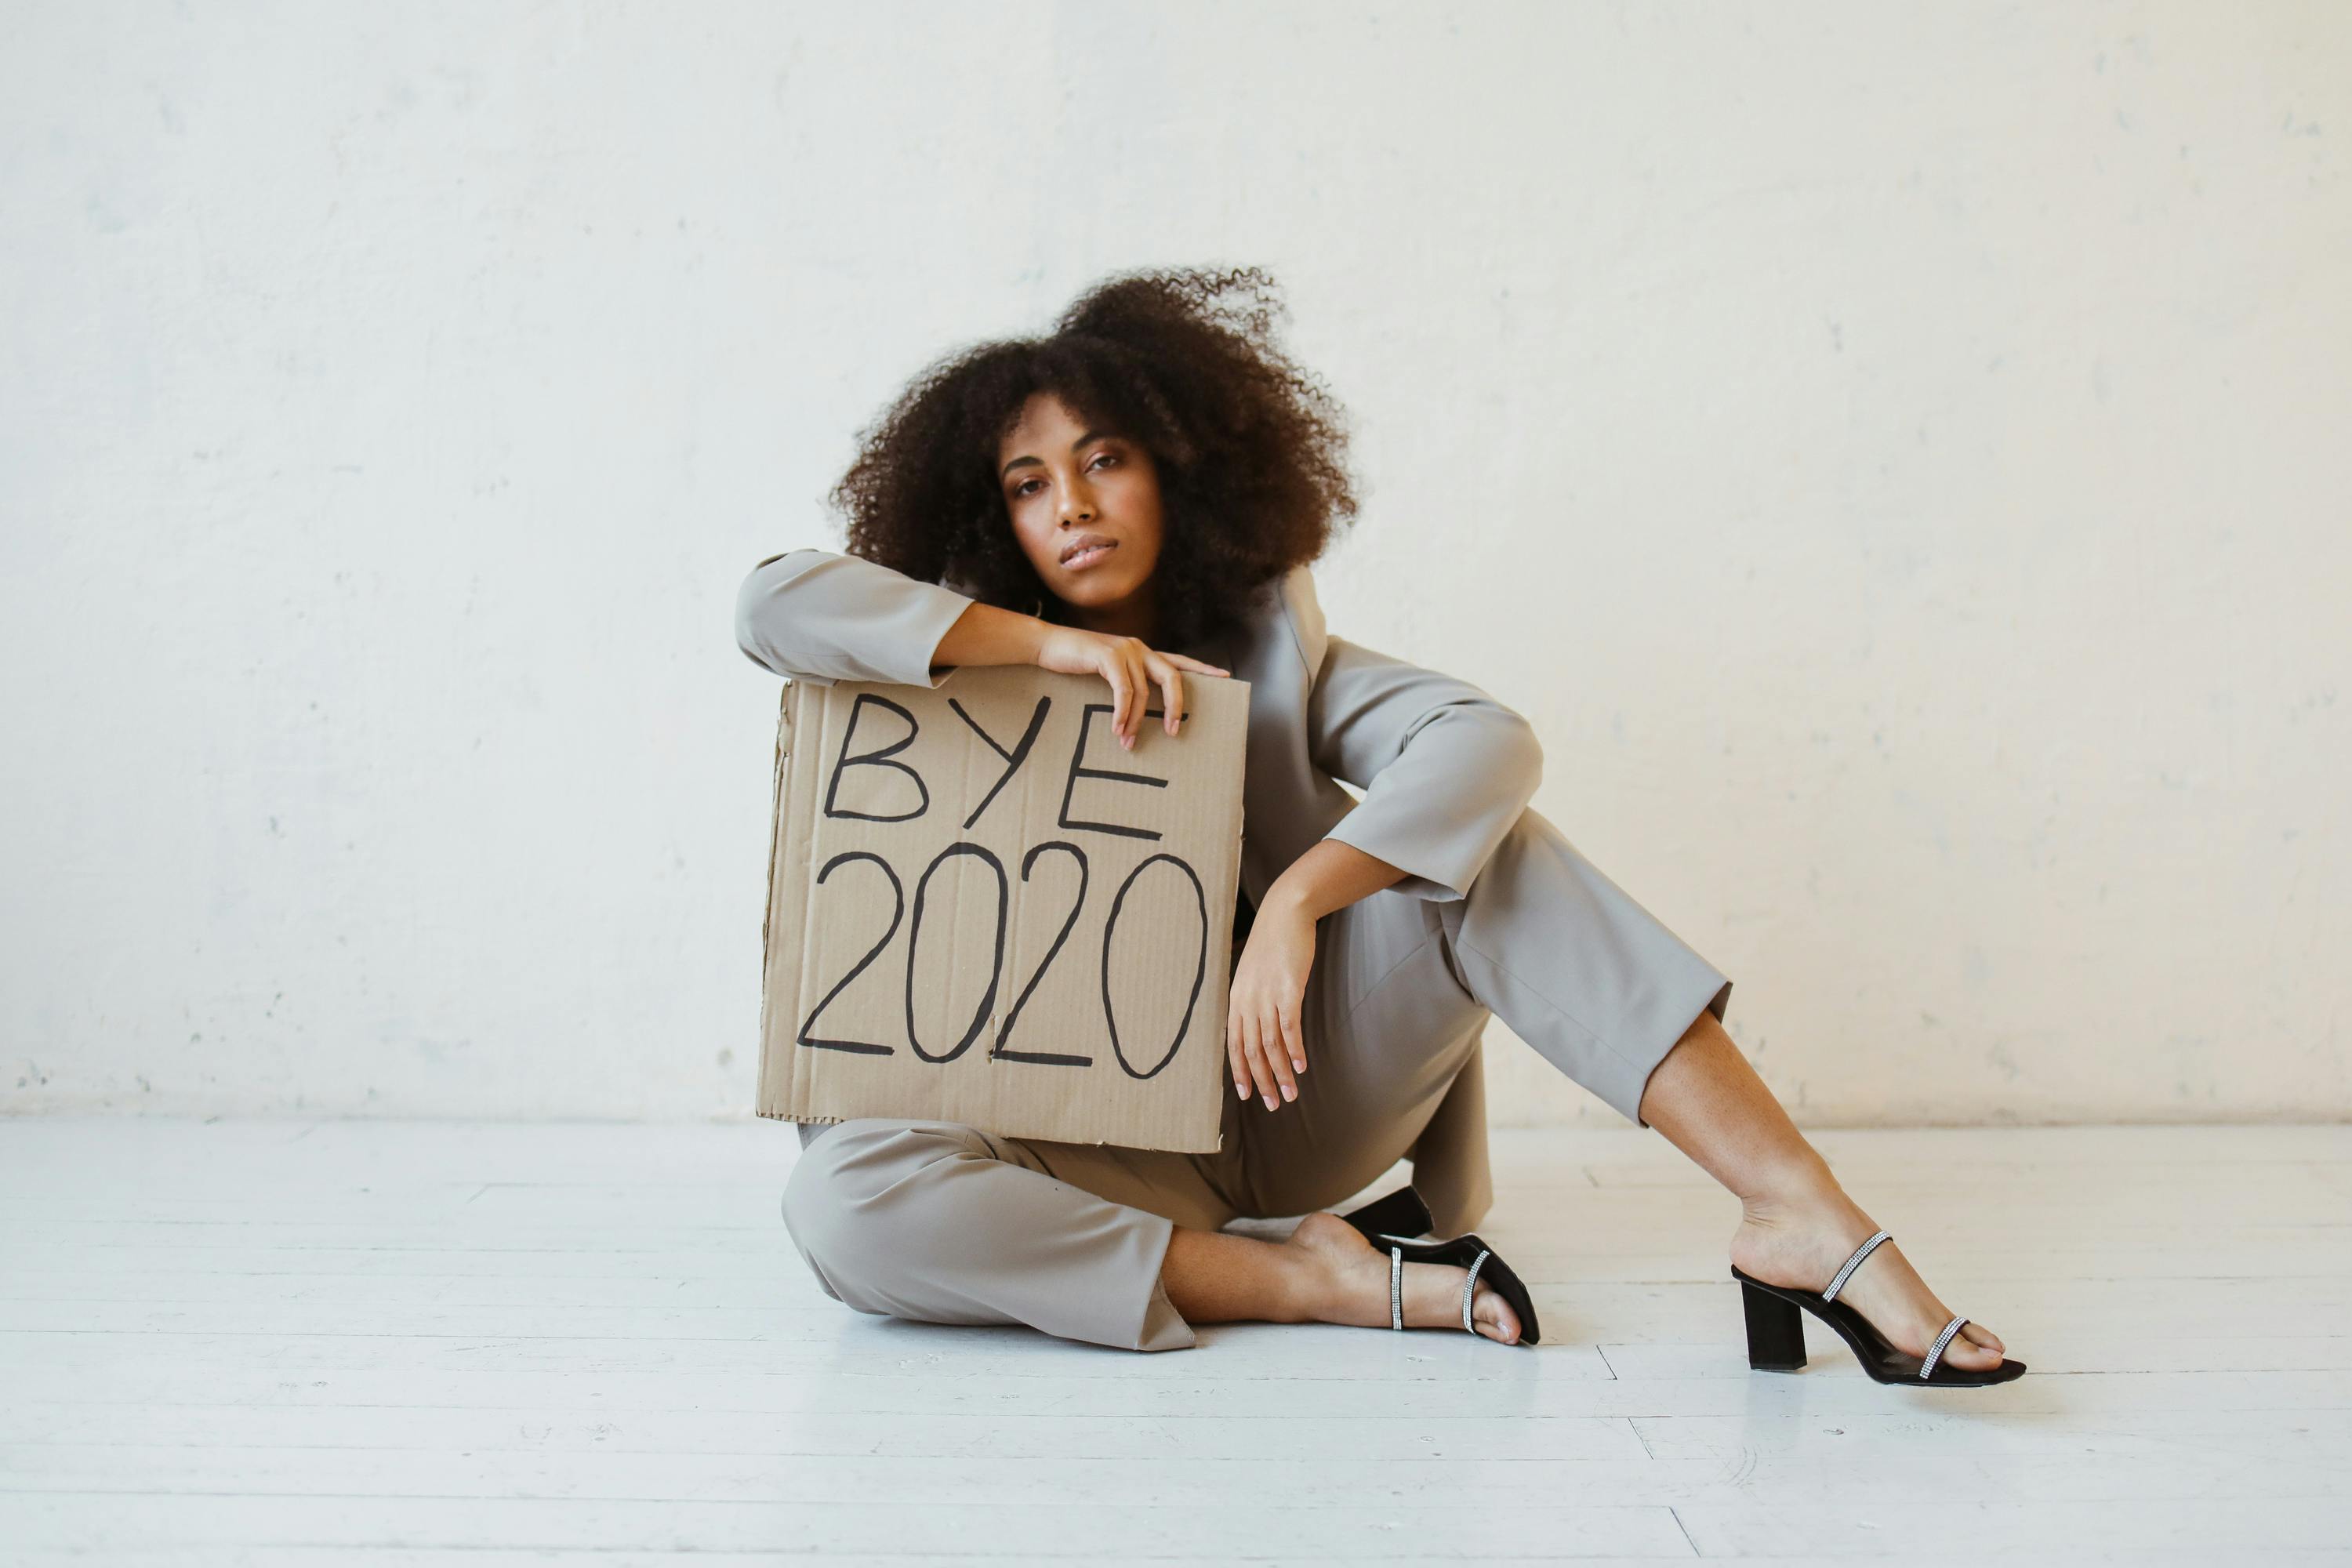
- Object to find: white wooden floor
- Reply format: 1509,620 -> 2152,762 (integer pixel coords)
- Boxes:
2,1120 -> 2348,1566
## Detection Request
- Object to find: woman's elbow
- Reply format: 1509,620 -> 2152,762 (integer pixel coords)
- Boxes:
1499,711 -> 1544,797
1419,697 -> 1544,798
733,550 -> 813,674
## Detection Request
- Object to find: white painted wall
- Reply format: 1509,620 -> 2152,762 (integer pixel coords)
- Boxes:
4,2 -> 2345,1124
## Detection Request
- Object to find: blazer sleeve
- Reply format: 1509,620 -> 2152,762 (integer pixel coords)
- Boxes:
1307,633 -> 1544,905
732,547 -> 978,688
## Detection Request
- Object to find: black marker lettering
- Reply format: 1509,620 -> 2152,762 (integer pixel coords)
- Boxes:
904,842 -> 1008,1065
822,692 -> 929,823
948,694 -> 1051,833
992,841 -> 1094,1066
795,851 -> 902,1055
1058,702 -> 1170,841
1101,852 -> 1208,1080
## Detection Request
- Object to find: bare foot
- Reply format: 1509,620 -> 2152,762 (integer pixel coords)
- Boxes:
1286,1212 -> 1522,1344
1730,1186 -> 2008,1372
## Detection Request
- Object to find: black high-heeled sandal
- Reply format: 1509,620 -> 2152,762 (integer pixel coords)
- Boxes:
1732,1229 -> 2026,1386
1337,1185 -> 1542,1346
1337,1185 -> 1435,1247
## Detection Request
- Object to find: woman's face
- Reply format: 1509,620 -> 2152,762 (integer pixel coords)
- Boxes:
996,391 -> 1165,619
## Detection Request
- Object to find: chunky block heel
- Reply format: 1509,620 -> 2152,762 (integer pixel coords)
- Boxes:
1740,1279 -> 1807,1370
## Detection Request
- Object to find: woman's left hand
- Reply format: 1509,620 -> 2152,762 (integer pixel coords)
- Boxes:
1228,896 -> 1316,1111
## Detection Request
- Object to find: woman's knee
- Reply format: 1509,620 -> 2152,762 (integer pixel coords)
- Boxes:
779,1118 -> 995,1283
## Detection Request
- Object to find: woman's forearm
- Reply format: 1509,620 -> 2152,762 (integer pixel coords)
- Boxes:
1265,838 -> 1408,924
930,601 -> 1047,674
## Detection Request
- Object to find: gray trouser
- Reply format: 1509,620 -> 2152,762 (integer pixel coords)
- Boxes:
779,805 -> 1731,1352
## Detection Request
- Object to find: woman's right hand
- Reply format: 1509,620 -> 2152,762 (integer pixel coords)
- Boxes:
1033,627 -> 1230,751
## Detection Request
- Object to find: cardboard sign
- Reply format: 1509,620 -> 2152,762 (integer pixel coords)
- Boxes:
756,665 -> 1250,1152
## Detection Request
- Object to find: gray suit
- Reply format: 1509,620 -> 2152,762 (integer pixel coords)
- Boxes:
735,550 -> 1730,1350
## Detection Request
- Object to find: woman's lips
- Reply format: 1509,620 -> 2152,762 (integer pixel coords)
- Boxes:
1062,541 -> 1117,572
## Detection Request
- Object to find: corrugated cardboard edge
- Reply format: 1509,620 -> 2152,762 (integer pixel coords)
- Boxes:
753,679 -> 837,1128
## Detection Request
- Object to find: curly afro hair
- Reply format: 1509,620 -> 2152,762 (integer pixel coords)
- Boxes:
828,265 -> 1359,652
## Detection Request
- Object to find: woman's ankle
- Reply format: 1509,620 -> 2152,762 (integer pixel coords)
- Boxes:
1737,1155 -> 1855,1229
1164,1227 -> 1323,1325
1284,1212 -> 1392,1327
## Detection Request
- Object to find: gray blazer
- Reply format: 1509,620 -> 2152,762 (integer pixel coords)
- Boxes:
733,548 -> 1541,1210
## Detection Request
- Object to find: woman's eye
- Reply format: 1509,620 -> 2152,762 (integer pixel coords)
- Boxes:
1091,451 -> 1119,469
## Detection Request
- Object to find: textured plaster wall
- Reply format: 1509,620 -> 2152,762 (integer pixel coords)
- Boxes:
3,2 -> 2346,1124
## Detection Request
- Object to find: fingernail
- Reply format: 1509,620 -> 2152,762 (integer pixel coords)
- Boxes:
1262,1094 -> 1276,1110
1236,1081 -> 1247,1099
1280,1083 -> 1295,1102
1293,1059 -> 1306,1073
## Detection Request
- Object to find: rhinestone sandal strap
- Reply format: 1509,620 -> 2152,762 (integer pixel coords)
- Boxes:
1820,1229 -> 1892,1304
1461,1250 -> 1490,1335
1389,1247 -> 1403,1330
1920,1315 -> 1969,1378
